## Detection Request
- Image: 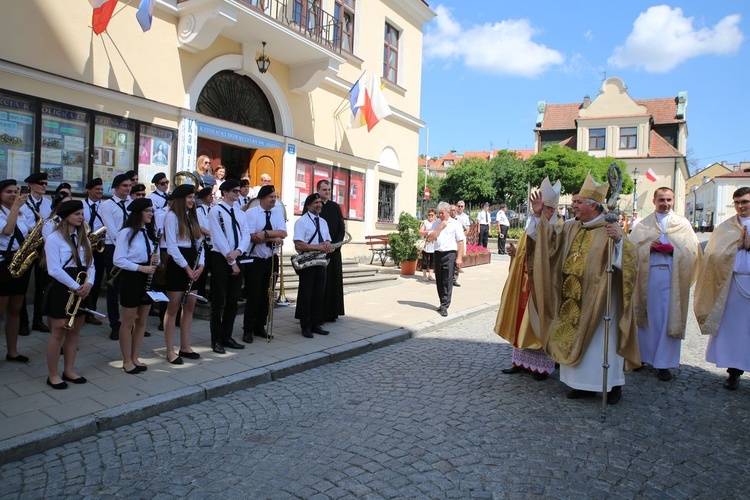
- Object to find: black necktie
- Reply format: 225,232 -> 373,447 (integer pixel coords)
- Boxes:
141,228 -> 151,261
28,200 -> 40,222
314,217 -> 322,243
264,210 -> 273,248
71,234 -> 78,247
118,200 -> 128,229
88,202 -> 97,228
229,207 -> 239,248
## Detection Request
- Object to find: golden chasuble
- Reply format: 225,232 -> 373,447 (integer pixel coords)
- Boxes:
530,216 -> 640,369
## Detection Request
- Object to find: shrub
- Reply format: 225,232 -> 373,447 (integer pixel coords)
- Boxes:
388,212 -> 421,265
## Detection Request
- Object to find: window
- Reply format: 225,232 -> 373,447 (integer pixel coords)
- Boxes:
292,0 -> 321,36
378,181 -> 396,223
383,23 -> 399,83
334,0 -> 355,53
294,158 -> 363,220
589,128 -> 605,150
619,127 -> 637,149
0,93 -> 36,183
349,171 -> 364,220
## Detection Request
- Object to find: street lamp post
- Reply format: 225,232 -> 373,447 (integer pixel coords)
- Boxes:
632,167 -> 639,213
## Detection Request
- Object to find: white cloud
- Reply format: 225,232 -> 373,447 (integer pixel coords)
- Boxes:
583,30 -> 593,41
424,5 -> 565,78
608,6 -> 744,73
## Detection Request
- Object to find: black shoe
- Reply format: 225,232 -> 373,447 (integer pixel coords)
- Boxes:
311,326 -> 329,335
724,374 -> 740,391
657,369 -> 673,382
533,373 -> 549,381
567,389 -> 595,399
134,364 -> 147,372
19,324 -> 30,336
168,356 -> 184,365
212,343 -> 226,354
109,329 -> 119,341
301,330 -> 314,339
62,374 -> 87,384
6,353 -> 30,363
222,338 -> 245,350
178,350 -> 200,359
47,378 -> 68,390
144,331 -> 152,337
33,321 -> 50,333
502,365 -> 523,374
453,282 -> 461,287
242,333 -> 255,344
253,329 -> 268,338
438,308 -> 448,317
123,366 -> 140,375
607,386 -> 622,405
157,323 -> 164,331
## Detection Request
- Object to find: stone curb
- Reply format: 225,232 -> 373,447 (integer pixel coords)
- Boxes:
0,301 -> 498,465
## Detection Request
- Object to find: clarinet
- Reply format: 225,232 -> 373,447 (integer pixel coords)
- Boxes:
181,243 -> 204,305
144,229 -> 162,292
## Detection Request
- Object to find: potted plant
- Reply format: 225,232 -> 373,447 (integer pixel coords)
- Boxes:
388,212 -> 421,275
464,244 -> 491,267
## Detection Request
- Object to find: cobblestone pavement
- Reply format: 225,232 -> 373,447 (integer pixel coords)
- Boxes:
1,305 -> 749,499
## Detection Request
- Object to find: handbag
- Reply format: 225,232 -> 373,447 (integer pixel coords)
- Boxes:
414,238 -> 426,251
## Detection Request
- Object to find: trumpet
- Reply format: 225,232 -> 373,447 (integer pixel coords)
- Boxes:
265,244 -> 278,342
64,272 -> 89,330
105,266 -> 122,287
87,224 -> 107,253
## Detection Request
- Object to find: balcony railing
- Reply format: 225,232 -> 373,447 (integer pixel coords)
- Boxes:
179,0 -> 343,54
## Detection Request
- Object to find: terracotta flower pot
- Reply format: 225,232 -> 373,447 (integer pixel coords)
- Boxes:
400,260 -> 418,276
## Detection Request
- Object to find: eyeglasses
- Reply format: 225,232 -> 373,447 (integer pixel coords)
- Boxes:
38,182 -> 48,186
158,180 -> 169,186
231,189 -> 241,194
143,209 -> 154,214
203,161 -> 211,164
734,200 -> 750,207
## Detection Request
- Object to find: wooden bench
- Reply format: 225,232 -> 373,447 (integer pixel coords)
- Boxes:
365,234 -> 391,266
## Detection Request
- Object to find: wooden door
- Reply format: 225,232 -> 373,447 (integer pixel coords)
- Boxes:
249,148 -> 283,195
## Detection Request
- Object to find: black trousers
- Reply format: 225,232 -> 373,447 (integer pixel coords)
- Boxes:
104,244 -> 121,330
242,256 -> 273,335
88,251 -> 105,312
434,250 -> 456,310
479,224 -> 489,248
210,252 -> 242,344
295,265 -> 326,331
497,225 -> 509,254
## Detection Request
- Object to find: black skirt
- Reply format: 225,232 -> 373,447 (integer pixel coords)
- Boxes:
165,247 -> 197,292
46,267 -> 90,320
0,252 -> 33,297
119,269 -> 151,308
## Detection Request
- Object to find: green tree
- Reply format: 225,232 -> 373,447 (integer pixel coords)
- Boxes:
416,166 -> 443,211
490,149 -> 528,207
525,144 -> 633,197
439,157 -> 495,204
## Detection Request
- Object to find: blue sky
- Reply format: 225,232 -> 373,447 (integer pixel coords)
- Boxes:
418,1 -> 748,173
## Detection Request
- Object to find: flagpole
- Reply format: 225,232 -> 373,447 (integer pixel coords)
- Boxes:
333,70 -> 367,118
111,0 -> 138,20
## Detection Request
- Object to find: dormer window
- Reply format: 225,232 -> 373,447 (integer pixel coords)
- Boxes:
589,128 -> 605,150
619,127 -> 637,149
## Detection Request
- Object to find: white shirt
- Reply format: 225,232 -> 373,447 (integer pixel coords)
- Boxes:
496,210 -> 509,227
82,198 -> 104,232
234,195 -> 253,211
477,209 -> 491,225
147,189 -> 170,210
456,212 -> 471,230
42,217 -> 58,240
45,230 -> 95,289
165,211 -> 205,268
0,206 -> 32,253
100,196 -> 131,245
293,212 -> 331,251
24,194 -> 52,226
432,218 -> 465,252
153,206 -> 169,249
113,227 -> 160,271
245,204 -> 287,259
209,201 -> 250,265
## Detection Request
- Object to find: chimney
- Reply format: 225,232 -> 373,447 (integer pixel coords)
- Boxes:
739,161 -> 750,172
702,176 -> 710,184
583,95 -> 591,108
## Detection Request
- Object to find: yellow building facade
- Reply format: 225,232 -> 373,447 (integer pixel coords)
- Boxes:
0,0 -> 434,256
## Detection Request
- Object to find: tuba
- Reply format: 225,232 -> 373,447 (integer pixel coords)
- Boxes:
291,231 -> 352,272
173,171 -> 201,188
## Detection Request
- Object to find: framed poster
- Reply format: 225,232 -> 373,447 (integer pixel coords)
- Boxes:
93,115 -> 135,187
349,170 -> 365,220
40,103 -> 89,190
294,160 -> 313,215
138,124 -> 175,187
332,167 -> 349,218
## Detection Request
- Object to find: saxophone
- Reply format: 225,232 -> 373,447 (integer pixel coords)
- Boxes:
9,208 -> 45,278
291,231 -> 351,272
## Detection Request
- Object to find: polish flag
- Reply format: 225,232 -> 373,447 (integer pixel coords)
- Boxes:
361,77 -> 392,132
645,167 -> 659,182
89,0 -> 118,35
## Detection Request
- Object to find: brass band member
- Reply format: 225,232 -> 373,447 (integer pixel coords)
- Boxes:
44,200 -> 94,389
100,173 -> 132,340
113,198 -> 158,374
0,179 -> 32,363
129,183 -> 147,200
317,180 -> 346,323
195,187 -> 214,301
208,180 -> 249,353
163,184 -> 204,364
148,172 -> 170,210
82,178 -> 105,325
54,182 -> 72,199
23,172 -> 52,334
42,194 -> 73,240
293,193 -> 333,338
242,185 -> 287,343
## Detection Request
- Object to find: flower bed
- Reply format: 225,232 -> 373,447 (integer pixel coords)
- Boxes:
463,245 -> 491,268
